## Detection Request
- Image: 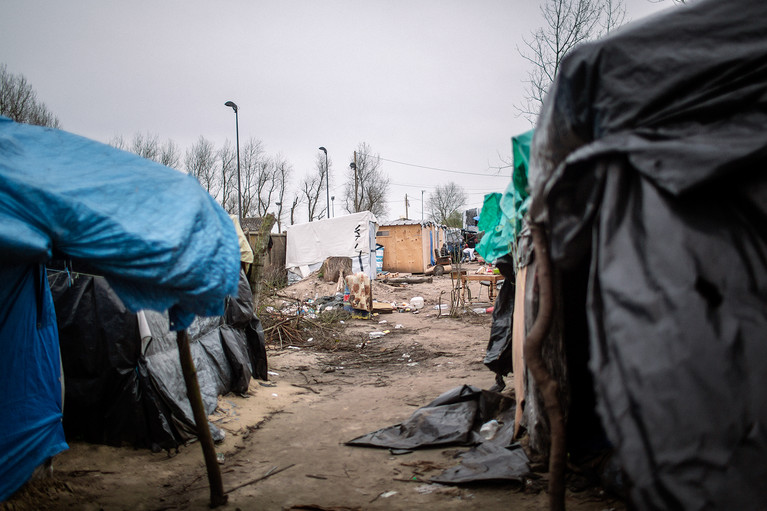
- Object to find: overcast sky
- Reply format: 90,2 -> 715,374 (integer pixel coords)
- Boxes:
1,0 -> 671,223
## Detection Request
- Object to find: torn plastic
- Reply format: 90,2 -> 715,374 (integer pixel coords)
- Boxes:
529,0 -> 767,508
48,268 -> 267,449
483,255 -> 516,376
347,385 -> 530,484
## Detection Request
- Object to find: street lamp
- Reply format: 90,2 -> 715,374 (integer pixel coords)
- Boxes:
224,101 -> 242,221
319,146 -> 329,219
331,196 -> 335,217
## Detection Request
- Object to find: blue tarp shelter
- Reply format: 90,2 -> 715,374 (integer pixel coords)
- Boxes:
0,116 -> 240,501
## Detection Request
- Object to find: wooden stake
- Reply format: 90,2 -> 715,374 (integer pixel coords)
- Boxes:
524,224 -> 565,511
176,330 -> 228,508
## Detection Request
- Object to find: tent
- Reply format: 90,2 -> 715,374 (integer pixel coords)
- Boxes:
0,116 -> 240,501
527,0 -> 767,508
47,267 -> 267,451
285,211 -> 378,281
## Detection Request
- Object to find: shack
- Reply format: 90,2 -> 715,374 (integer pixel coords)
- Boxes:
375,220 -> 450,274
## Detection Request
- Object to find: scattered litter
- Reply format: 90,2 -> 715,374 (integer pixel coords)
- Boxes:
307,337 -> 314,343
479,420 -> 501,441
369,331 -> 389,339
415,484 -> 446,495
380,491 -> 397,498
409,297 -> 424,310
288,346 -> 301,350
271,393 -> 278,397
395,324 -> 403,329
216,452 -> 225,465
267,371 -> 280,376
406,362 -> 419,367
472,308 -> 486,314
379,320 -> 388,324
389,448 -> 413,455
433,304 -> 449,310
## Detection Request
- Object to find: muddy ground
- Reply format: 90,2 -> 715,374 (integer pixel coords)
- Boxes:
4,263 -> 624,511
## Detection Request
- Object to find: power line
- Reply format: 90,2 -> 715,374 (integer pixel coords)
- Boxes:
360,153 -> 509,177
389,182 -> 505,192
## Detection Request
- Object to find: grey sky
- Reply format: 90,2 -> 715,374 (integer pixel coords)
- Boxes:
1,0 -> 670,222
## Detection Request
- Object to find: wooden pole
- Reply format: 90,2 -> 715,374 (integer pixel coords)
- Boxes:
524,224 -> 565,511
354,151 -> 358,211
176,330 -> 228,508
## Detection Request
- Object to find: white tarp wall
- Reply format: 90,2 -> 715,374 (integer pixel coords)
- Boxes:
286,211 -> 378,281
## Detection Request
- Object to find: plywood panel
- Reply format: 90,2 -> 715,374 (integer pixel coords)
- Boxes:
376,224 -> 427,273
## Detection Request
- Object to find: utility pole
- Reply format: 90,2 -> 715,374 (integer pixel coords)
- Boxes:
353,151 -> 359,212
405,193 -> 409,219
421,190 -> 424,222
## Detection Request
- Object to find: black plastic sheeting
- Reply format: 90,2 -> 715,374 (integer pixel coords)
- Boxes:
347,385 -> 530,484
529,1 -> 767,508
49,269 -> 267,451
482,254 -> 516,377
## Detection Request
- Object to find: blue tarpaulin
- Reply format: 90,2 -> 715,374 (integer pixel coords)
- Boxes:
0,116 -> 240,501
0,116 -> 240,330
0,265 -> 67,502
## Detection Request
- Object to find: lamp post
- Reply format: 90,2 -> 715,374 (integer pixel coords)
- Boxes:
331,196 -> 335,217
421,190 -> 425,222
224,101 -> 242,221
319,146 -> 329,219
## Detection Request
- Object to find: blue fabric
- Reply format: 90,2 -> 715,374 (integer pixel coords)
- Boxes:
0,116 -> 240,329
0,265 -> 68,502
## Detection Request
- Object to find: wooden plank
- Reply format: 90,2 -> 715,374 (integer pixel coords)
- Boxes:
512,265 -> 527,440
372,302 -> 394,313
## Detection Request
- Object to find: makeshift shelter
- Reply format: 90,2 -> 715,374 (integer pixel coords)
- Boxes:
285,211 -> 378,281
375,220 -> 449,274
47,267 -> 267,451
524,0 -> 767,508
0,116 -> 240,502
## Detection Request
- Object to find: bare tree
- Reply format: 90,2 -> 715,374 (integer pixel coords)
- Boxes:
130,132 -> 161,161
217,140 -> 238,214
0,64 -> 61,128
517,0 -> 626,122
109,134 -> 127,150
288,195 -> 301,226
184,136 -> 219,198
427,182 -> 467,226
269,154 -> 292,231
300,154 -> 328,222
239,137 -> 265,218
109,132 -> 181,170
159,139 -> 181,169
342,142 -> 390,218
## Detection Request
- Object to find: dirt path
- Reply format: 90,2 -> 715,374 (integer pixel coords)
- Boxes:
6,267 -> 624,511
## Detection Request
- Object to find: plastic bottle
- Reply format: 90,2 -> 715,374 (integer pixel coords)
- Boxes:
410,296 -> 424,309
479,419 -> 501,441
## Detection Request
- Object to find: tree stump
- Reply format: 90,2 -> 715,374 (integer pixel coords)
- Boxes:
321,257 -> 352,282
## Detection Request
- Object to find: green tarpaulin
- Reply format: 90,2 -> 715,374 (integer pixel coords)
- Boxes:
476,130 -> 532,263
